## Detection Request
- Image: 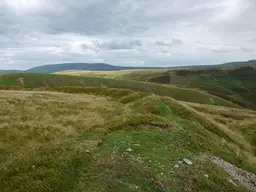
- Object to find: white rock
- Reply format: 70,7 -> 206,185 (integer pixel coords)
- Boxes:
174,164 -> 179,168
127,148 -> 133,152
204,174 -> 209,178
86,150 -> 90,153
183,158 -> 193,165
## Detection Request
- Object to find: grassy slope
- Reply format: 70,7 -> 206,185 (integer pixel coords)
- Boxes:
175,66 -> 256,109
58,66 -> 256,109
0,73 -> 238,108
1,89 -> 255,192
55,69 -> 170,81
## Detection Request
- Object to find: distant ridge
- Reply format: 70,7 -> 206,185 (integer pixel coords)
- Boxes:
218,60 -> 256,67
0,70 -> 22,74
170,60 -> 256,69
25,63 -> 160,73
0,60 -> 255,74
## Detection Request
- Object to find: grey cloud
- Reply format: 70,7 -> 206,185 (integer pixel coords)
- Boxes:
155,39 -> 183,47
213,49 -> 231,53
1,0 -> 256,69
212,47 -> 239,53
241,47 -> 254,53
79,39 -> 143,51
100,40 -> 143,50
212,46 -> 254,53
0,0 -> 230,36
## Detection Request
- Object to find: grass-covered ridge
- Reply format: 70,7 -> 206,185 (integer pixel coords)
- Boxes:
1,89 -> 255,192
0,73 -> 239,108
57,66 -> 256,109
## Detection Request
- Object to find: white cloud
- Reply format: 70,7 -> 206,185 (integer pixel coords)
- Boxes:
4,0 -> 42,10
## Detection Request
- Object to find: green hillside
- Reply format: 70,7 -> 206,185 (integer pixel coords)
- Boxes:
58,66 -> 256,109
172,66 -> 256,109
0,73 -> 238,108
1,89 -> 255,192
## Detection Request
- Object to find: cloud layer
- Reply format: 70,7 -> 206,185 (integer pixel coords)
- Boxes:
1,0 -> 256,69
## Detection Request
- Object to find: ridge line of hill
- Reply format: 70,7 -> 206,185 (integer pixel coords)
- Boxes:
0,59 -> 255,74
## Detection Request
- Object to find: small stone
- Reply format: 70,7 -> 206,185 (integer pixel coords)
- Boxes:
97,140 -> 103,146
174,164 -> 179,168
86,150 -> 90,153
135,186 -> 139,190
204,174 -> 209,178
133,144 -> 141,147
127,148 -> 133,152
32,165 -> 36,169
183,158 -> 193,165
160,172 -> 163,175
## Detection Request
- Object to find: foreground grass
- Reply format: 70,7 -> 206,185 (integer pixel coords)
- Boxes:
0,73 -> 239,108
0,91 -> 123,191
1,90 -> 255,192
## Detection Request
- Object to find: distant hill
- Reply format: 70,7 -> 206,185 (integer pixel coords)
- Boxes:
171,60 -> 256,69
25,63 -> 161,74
0,60 -> 255,74
0,63 -> 161,74
0,70 -> 22,74
218,60 -> 256,67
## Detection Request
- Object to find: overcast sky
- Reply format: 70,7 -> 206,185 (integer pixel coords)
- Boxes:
1,0 -> 256,69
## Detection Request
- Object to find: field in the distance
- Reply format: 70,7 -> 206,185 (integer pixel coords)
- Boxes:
1,89 -> 256,192
55,69 -> 170,81
57,66 -> 256,109
0,73 -> 238,108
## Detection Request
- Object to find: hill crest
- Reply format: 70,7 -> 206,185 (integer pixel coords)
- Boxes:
0,59 -> 255,74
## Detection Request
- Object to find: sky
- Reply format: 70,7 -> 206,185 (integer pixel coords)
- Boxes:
0,0 -> 256,70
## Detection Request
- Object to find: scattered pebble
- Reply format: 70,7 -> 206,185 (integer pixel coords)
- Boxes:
126,148 -> 133,152
133,144 -> 141,147
97,140 -> 103,146
86,150 -> 90,153
178,160 -> 183,164
204,174 -> 209,178
174,164 -> 179,168
183,158 -> 193,165
32,165 -> 36,169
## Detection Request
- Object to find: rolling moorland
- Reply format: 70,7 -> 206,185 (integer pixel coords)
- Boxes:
58,65 -> 256,109
0,63 -> 256,192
